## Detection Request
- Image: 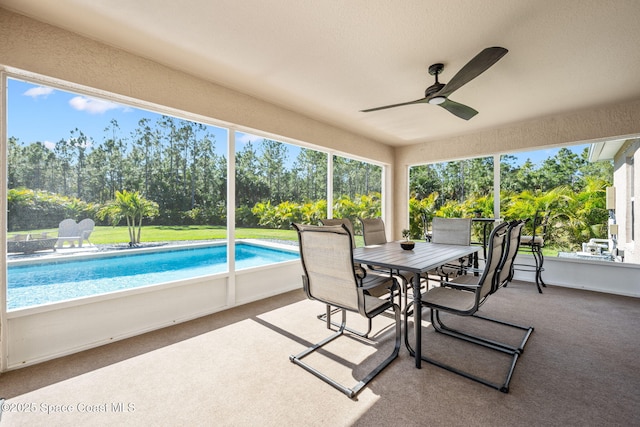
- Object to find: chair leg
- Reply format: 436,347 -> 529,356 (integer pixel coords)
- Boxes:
291,305 -> 401,398
403,300 -> 417,354
317,305 -> 373,338
534,245 -> 547,288
433,310 -> 534,354
397,274 -> 413,317
404,304 -> 533,393
421,346 -> 519,393
531,245 -> 545,293
316,277 -> 402,338
513,245 -> 545,293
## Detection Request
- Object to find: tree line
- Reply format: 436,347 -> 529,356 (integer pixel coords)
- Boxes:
7,116 -> 381,230
409,148 -> 614,251
7,112 -> 613,252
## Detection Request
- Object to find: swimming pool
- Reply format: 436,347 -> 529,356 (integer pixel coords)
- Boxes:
7,242 -> 299,310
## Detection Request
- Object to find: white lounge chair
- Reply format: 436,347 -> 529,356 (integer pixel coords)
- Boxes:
56,218 -> 95,248
56,219 -> 81,248
78,218 -> 95,246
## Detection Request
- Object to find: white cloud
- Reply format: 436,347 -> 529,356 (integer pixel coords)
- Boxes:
24,86 -> 54,98
43,138 -> 92,150
236,132 -> 260,145
69,96 -> 124,114
71,137 -> 93,149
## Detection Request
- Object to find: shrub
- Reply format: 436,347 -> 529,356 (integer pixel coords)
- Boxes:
7,188 -> 94,231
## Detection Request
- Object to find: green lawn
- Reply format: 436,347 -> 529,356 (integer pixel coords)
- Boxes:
16,225 -> 299,245
11,225 -> 559,253
11,225 -> 372,246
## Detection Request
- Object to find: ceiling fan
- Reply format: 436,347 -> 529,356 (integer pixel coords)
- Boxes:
360,46 -> 508,120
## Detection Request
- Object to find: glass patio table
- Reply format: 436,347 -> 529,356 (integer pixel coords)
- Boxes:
353,241 -> 480,368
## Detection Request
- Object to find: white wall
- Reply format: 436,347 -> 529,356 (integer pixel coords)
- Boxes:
613,139 -> 639,264
513,254 -> 640,297
5,261 -> 303,370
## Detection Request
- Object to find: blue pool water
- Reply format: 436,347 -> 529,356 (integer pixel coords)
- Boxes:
7,243 -> 299,310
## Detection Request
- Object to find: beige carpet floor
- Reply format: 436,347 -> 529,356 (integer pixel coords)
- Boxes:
1,280 -> 639,426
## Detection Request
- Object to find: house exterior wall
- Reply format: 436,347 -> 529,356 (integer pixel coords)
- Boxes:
613,139 -> 640,264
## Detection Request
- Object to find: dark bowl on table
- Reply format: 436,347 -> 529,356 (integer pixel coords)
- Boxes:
400,241 -> 415,250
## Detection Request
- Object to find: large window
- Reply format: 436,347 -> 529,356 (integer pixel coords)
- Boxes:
234,132 -> 384,244
6,77 -> 229,309
235,132 -> 328,236
5,76 -> 388,310
409,156 -> 493,240
409,145 -> 617,261
332,155 -> 383,240
500,146 -> 613,256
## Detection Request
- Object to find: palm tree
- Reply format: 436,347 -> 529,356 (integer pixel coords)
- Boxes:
99,190 -> 159,245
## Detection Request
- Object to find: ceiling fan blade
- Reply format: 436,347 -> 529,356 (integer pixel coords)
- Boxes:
438,47 -> 508,98
438,98 -> 478,120
360,98 -> 428,112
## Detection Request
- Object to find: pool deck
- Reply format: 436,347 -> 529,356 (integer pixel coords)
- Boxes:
7,242 -> 167,262
7,239 -> 299,264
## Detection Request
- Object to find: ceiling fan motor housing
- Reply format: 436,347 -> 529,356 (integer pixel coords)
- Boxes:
426,82 -> 445,98
426,63 -> 445,98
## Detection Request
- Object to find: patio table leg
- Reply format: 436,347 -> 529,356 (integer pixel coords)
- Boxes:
413,272 -> 422,368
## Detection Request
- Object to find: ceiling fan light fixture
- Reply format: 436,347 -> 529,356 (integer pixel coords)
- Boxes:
428,96 -> 446,105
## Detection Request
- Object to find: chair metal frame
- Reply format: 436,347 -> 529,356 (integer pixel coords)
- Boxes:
513,211 -> 550,293
431,221 -> 530,354
291,223 -> 401,398
495,220 -> 525,292
405,220 -> 534,393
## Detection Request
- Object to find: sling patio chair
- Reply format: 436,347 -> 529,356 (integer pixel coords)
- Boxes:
290,223 -> 401,398
318,218 -> 398,338
428,217 -> 473,282
405,220 -> 534,393
493,220 -> 525,293
433,219 -> 525,287
359,217 -> 415,310
431,220 -> 529,354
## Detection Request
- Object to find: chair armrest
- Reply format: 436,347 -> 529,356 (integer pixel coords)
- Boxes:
438,280 -> 480,291
354,264 -> 367,279
358,275 -> 397,292
458,266 -> 484,275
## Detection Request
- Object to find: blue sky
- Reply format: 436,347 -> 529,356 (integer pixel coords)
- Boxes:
502,146 -> 588,167
7,77 -> 584,166
7,77 -> 305,165
9,78 -> 157,150
7,77 -> 244,157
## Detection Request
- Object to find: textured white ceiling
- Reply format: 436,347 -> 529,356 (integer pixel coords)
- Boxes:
2,0 -> 640,146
